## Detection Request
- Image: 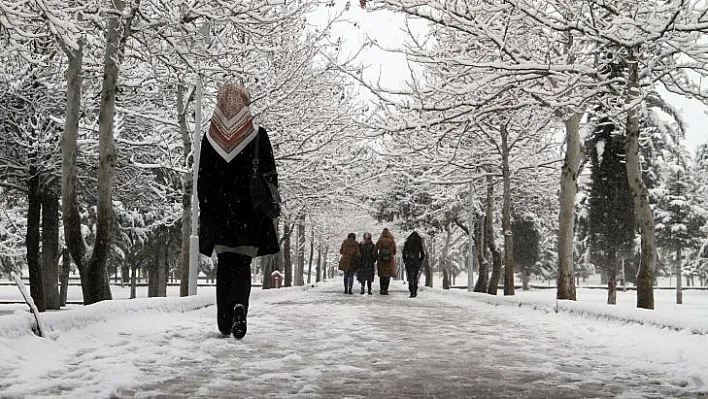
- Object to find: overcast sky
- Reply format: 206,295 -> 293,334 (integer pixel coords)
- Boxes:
310,2 -> 707,156
659,90 -> 708,156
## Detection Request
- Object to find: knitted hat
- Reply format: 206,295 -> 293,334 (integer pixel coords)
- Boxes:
206,83 -> 257,162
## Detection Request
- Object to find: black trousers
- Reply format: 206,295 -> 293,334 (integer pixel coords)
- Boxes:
216,252 -> 252,332
380,276 -> 391,292
406,267 -> 420,294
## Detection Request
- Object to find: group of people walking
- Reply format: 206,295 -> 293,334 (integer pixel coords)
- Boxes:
338,229 -> 426,298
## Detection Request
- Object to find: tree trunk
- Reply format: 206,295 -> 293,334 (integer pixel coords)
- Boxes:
322,245 -> 328,281
84,0 -> 138,305
157,235 -> 168,297
296,213 -> 305,286
283,221 -> 292,287
61,38 -> 90,301
467,179 -> 476,292
422,239 -> 433,287
148,262 -> 156,297
148,252 -> 159,297
522,269 -> 530,291
624,47 -> 656,310
607,250 -> 617,305
316,239 -> 322,283
177,82 -> 192,297
62,2 -> 137,305
27,173 -> 46,312
485,176 -> 502,295
60,247 -> 71,306
41,192 -> 60,309
474,215 -> 489,292
130,265 -> 137,299
307,226 -> 314,284
263,256 -> 273,289
119,264 -> 128,286
676,247 -> 683,305
501,124 -> 515,296
442,225 -> 452,290
557,113 -> 583,301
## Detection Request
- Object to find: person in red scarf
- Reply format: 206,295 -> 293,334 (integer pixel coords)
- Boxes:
198,83 -> 279,339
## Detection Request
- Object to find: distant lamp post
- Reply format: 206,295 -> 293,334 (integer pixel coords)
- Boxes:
189,79 -> 203,296
188,23 -> 211,295
468,176 -> 476,292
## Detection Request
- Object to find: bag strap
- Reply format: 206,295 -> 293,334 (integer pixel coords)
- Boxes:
252,130 -> 260,177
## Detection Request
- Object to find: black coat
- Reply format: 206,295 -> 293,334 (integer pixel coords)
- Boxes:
357,241 -> 376,282
198,127 -> 279,257
402,232 -> 425,269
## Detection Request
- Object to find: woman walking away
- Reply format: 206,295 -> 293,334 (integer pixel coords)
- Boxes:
198,83 -> 280,340
339,233 -> 360,294
358,232 -> 376,295
403,231 -> 425,298
375,228 -> 397,295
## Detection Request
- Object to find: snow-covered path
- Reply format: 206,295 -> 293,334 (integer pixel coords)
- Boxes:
2,281 -> 707,397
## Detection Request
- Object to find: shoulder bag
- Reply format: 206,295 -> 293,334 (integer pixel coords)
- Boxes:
249,132 -> 281,218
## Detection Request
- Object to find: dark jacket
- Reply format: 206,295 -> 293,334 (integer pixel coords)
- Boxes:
402,231 -> 425,270
375,228 -> 397,278
357,241 -> 376,282
339,237 -> 360,271
198,127 -> 279,257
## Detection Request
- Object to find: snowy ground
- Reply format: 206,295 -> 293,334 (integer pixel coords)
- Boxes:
1,281 -> 708,398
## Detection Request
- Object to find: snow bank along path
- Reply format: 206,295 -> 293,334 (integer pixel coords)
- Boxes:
1,282 -> 706,397
449,288 -> 708,335
0,294 -> 213,339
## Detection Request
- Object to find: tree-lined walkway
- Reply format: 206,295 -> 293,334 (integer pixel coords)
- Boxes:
93,283 -> 705,398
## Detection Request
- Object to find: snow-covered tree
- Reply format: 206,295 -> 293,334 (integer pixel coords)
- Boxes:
586,115 -> 636,304
654,150 -> 707,303
511,214 -> 540,290
360,0 -> 708,309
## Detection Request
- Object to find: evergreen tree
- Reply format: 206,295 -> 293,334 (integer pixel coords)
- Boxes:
511,214 -> 540,290
654,152 -> 705,303
685,144 -> 708,286
586,117 -> 636,304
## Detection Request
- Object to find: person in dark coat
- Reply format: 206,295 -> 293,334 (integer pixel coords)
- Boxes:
198,83 -> 279,339
402,231 -> 425,298
339,233 -> 360,294
375,228 -> 397,295
357,232 -> 376,295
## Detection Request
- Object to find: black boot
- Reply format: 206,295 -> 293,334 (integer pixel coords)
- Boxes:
360,284 -> 365,295
217,252 -> 252,338
367,281 -> 372,295
232,304 -> 247,339
217,307 -> 234,336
